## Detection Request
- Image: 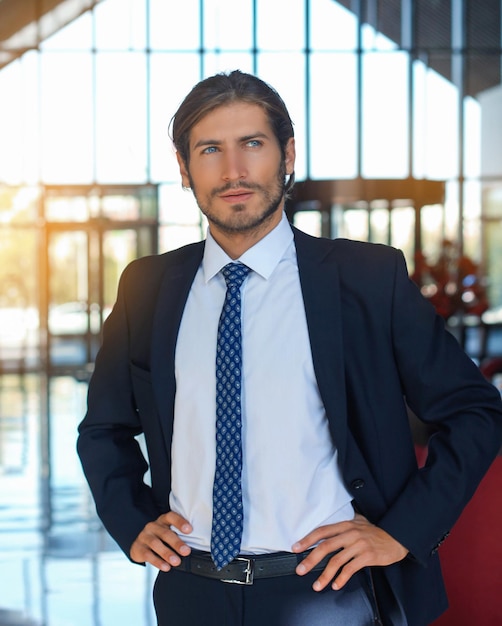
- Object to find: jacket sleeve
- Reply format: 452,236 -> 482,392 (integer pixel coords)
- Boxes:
77,261 -> 162,558
377,249 -> 502,565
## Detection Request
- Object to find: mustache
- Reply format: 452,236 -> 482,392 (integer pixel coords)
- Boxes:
211,181 -> 262,197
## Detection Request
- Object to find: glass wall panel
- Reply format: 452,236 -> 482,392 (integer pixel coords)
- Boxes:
483,185 -> 502,309
310,0 -> 357,50
0,186 -> 40,223
203,53 -> 254,77
149,53 -> 201,183
257,53 -> 307,180
257,0 -> 305,51
0,52 -> 41,185
362,23 -> 399,51
444,180 -> 460,241
158,183 -> 204,251
369,206 -> 389,244
464,96 -> 481,179
40,53 -> 94,184
45,195 -> 90,222
0,62 -> 25,184
0,228 -> 39,370
95,52 -> 148,183
478,84 -> 502,178
94,0 -> 147,50
413,60 -> 459,180
390,206 -> 414,261
421,204 -> 444,261
203,0 -> 253,50
310,52 -> 358,179
40,11 -> 92,50
293,210 -> 323,236
362,51 -> 409,178
149,0 -> 200,50
340,206 -> 369,241
18,52 -> 40,185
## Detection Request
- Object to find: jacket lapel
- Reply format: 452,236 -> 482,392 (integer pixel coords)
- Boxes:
150,242 -> 205,446
293,227 -> 349,465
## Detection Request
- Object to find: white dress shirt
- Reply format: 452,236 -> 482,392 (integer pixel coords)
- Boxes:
170,212 -> 354,553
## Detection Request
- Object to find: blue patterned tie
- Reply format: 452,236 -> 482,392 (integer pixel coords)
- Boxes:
211,262 -> 251,570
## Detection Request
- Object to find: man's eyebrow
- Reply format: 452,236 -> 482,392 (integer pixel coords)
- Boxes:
192,132 -> 270,150
193,138 -> 222,150
240,132 -> 270,142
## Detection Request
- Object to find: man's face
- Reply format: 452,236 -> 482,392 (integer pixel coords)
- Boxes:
177,101 -> 295,238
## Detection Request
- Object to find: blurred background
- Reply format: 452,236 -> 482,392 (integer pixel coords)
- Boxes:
0,1 -> 501,624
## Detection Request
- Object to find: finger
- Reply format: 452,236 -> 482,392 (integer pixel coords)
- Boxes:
136,544 -> 174,572
130,521 -> 192,565
311,547 -> 365,592
291,521 -> 354,552
330,558 -> 361,590
299,546 -> 354,590
161,511 -> 193,535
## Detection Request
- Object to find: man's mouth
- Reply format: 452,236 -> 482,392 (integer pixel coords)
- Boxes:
220,190 -> 254,203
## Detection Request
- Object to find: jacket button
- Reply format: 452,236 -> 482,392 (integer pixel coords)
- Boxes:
351,479 -> 365,490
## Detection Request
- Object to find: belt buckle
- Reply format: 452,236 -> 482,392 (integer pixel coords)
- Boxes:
221,557 -> 254,585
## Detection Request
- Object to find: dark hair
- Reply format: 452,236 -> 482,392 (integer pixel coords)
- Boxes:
170,70 -> 295,195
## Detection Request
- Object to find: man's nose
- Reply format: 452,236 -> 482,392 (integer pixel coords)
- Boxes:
222,149 -> 247,181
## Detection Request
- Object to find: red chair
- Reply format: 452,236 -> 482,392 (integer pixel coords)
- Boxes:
430,455 -> 502,625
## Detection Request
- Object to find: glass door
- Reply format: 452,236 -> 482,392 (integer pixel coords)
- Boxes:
43,186 -> 158,374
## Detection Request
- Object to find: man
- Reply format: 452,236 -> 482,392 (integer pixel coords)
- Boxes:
77,70 -> 502,626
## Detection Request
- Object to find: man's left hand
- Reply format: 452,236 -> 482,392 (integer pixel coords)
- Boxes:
292,513 -> 408,591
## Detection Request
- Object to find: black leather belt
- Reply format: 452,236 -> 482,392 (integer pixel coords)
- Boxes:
176,549 -> 337,585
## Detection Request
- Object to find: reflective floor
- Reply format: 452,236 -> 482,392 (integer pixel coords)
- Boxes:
0,374 -> 156,626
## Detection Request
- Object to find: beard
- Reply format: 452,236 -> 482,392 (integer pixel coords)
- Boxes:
187,159 -> 287,236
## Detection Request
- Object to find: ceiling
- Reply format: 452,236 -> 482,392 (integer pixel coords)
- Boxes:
0,0 -> 102,69
336,0 -> 501,97
0,0 -> 500,95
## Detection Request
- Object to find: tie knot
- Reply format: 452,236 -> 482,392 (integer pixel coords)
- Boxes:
221,263 -> 251,290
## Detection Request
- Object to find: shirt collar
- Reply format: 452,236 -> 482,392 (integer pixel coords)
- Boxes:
202,211 -> 294,283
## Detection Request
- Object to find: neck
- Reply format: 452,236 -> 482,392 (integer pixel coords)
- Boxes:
210,209 -> 284,259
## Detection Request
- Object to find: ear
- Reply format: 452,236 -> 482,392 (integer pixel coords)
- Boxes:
176,151 -> 191,188
284,137 -> 296,175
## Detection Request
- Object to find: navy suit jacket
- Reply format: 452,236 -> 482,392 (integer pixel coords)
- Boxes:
78,225 -> 502,626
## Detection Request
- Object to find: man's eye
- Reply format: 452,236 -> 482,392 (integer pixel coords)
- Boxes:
202,146 -> 218,154
247,140 -> 261,148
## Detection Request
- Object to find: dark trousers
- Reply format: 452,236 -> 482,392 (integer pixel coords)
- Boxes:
153,566 -> 381,626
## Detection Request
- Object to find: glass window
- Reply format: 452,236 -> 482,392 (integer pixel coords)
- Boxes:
0,61 -> 25,184
95,52 -> 148,183
203,53 -> 254,77
40,11 -> 93,50
310,0 -> 357,51
149,53 -> 201,183
362,51 -> 409,178
293,210 -> 322,237
40,53 -> 94,184
159,182 -> 204,252
257,0 -> 305,51
369,205 -> 389,244
421,204 -> 444,261
413,60 -> 459,180
340,206 -> 369,241
203,0 -> 253,51
94,0 -> 147,50
478,84 -> 502,178
159,183 -> 201,225
257,53 -> 307,180
149,0 -> 200,50
0,186 -> 40,223
390,206 -> 415,261
464,96 -> 481,179
309,52 -> 358,179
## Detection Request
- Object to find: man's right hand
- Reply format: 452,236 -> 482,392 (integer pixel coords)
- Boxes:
130,511 -> 193,571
